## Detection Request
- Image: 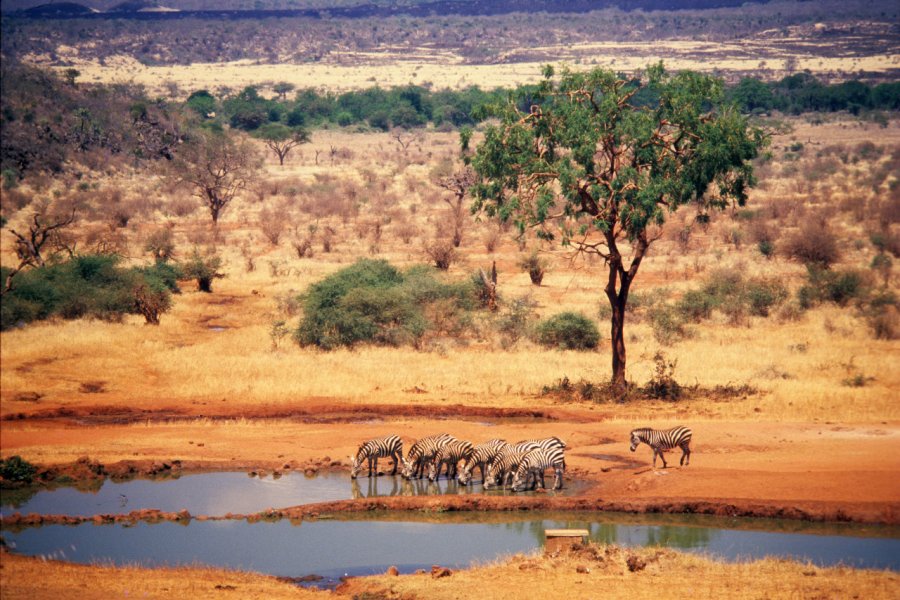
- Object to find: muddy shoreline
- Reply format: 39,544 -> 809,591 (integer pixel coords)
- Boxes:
2,458 -> 897,527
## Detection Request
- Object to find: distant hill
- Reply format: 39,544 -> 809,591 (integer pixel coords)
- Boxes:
10,0 -> 778,19
109,1 -> 177,11
21,2 -> 97,17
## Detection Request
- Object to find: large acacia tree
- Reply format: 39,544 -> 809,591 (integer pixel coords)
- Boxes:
471,64 -> 767,391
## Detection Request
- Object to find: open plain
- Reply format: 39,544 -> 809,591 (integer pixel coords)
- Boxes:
2,0 -> 899,597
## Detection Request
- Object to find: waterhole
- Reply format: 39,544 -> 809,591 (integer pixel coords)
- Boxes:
3,512 -> 897,589
1,472 -> 588,517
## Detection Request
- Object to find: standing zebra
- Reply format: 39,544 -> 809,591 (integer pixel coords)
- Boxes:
483,445 -> 533,489
349,434 -> 403,479
510,446 -> 566,492
458,439 -> 509,485
515,436 -> 567,452
629,426 -> 692,468
428,439 -> 474,481
401,433 -> 456,479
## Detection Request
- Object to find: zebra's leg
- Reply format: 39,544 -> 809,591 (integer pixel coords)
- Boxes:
681,443 -> 691,466
554,467 -> 563,490
368,456 -> 375,477
390,451 -> 399,475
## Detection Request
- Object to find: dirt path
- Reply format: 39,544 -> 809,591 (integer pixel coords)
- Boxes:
2,402 -> 898,524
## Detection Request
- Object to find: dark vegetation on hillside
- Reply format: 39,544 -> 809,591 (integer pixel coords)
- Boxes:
3,60 -> 897,185
11,0 -> 775,19
3,1 -> 896,71
1,62 -> 897,339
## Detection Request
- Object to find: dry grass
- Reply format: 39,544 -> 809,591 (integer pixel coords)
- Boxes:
2,543 -> 897,600
0,552 -> 326,600
28,36 -> 900,98
2,122 -> 898,424
344,543 -> 900,600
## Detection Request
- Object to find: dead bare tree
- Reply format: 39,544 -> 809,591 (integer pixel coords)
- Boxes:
4,209 -> 77,293
175,131 -> 260,224
434,164 -> 476,248
392,129 -> 420,154
478,261 -> 499,311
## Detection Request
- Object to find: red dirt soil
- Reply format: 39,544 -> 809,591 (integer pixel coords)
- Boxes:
1,402 -> 898,525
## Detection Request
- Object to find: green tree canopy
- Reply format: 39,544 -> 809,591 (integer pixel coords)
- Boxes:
470,63 -> 767,390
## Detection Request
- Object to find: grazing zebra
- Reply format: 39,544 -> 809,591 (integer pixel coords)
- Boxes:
458,439 -> 509,485
349,434 -> 403,479
629,426 -> 692,468
428,439 -> 474,481
401,433 -> 456,479
510,446 -> 566,492
483,446 -> 532,489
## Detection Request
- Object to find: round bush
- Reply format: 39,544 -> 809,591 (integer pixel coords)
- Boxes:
534,312 -> 600,350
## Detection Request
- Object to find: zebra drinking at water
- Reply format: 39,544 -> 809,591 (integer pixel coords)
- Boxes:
629,426 -> 692,468
349,434 -> 403,479
483,445 -> 533,489
400,433 -> 456,479
428,438 -> 474,481
510,446 -> 566,492
458,439 -> 509,485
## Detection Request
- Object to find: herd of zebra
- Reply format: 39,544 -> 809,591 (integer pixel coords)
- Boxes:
348,426 -> 693,492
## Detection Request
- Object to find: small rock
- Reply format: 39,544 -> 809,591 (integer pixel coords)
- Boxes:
576,565 -> 590,574
626,554 -> 646,572
431,565 -> 452,579
386,566 -> 399,576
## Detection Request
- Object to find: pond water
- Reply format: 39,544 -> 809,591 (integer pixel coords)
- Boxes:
3,513 -> 898,588
0,472 -> 588,517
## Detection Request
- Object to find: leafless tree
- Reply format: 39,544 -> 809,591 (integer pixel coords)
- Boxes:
175,131 -> 260,224
433,162 -> 476,248
4,209 -> 77,293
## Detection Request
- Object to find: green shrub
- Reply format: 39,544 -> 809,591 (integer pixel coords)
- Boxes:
494,295 -> 538,349
641,351 -> 682,401
181,250 -> 224,293
676,289 -> 716,323
533,312 -> 600,351
0,455 -> 37,484
1,255 -> 175,330
649,306 -> 691,345
295,259 -> 476,350
800,266 -> 869,308
744,278 -> 789,317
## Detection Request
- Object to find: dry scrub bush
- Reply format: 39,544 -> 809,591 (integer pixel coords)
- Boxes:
392,217 -> 419,245
482,227 -> 501,253
163,195 -> 199,218
783,219 -> 840,267
424,238 -> 456,270
258,205 -> 286,245
1,188 -> 34,212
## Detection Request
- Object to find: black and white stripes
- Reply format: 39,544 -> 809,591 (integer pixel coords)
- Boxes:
400,433 -> 456,480
350,434 -> 569,492
510,446 -> 566,491
349,434 -> 404,479
629,426 -> 692,468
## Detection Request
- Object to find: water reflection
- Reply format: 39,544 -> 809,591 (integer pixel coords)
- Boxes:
4,513 -> 897,586
2,472 -> 585,518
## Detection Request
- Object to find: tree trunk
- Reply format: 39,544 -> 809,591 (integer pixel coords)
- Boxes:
609,293 -> 627,393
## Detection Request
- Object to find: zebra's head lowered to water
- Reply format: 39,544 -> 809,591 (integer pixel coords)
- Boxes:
349,454 -> 363,479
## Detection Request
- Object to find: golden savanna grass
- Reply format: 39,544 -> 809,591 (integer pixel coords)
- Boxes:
2,122 -> 899,422
29,37 -> 900,98
344,544 -> 900,600
2,545 -> 897,600
0,552 -> 328,600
